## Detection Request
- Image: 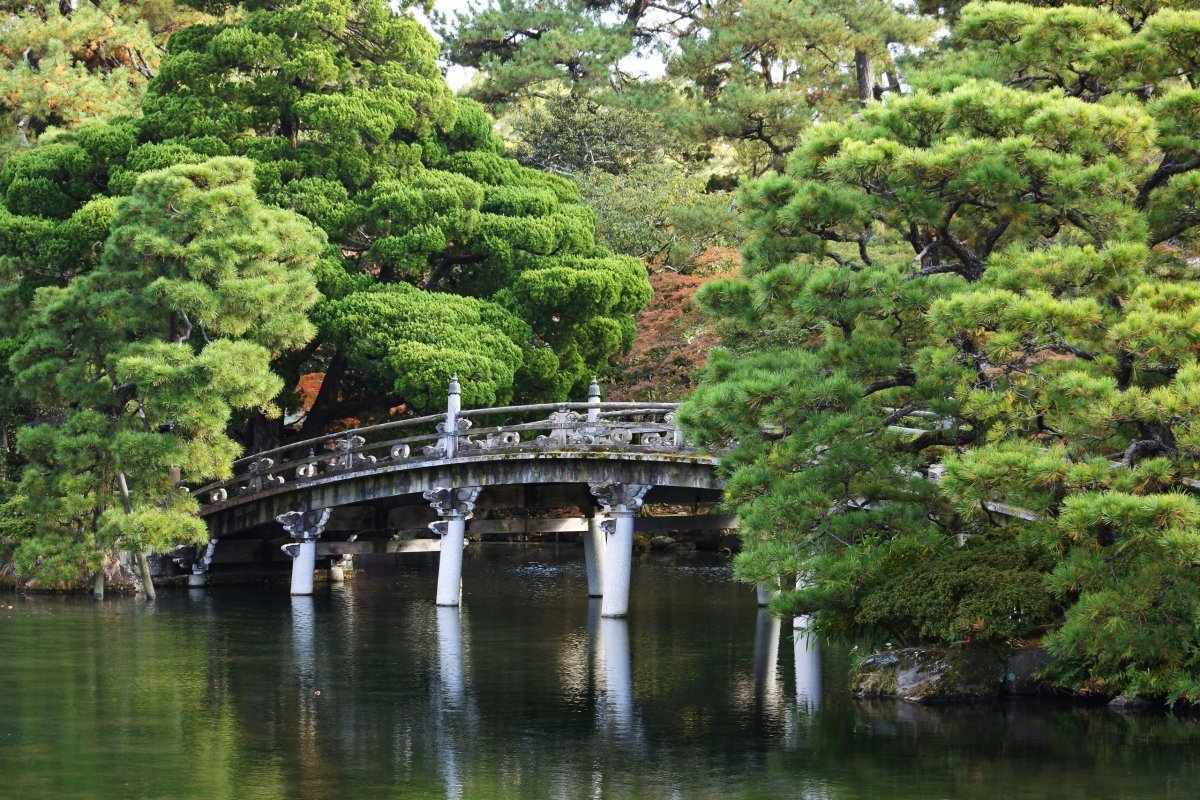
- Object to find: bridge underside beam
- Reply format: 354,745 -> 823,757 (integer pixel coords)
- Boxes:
203,453 -> 721,538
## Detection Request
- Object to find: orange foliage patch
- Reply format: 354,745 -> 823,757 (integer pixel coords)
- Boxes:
607,250 -> 740,401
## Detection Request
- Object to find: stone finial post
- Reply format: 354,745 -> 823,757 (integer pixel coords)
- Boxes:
441,374 -> 461,459
424,485 -> 482,606
277,508 -> 331,595
588,481 -> 652,617
587,377 -> 601,424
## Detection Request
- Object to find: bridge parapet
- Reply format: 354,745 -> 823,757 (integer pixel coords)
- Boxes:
195,378 -> 694,509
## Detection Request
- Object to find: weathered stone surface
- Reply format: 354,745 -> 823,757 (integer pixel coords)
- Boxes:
1109,695 -> 1160,712
649,535 -> 676,550
853,647 -> 1008,703
1006,648 -> 1058,697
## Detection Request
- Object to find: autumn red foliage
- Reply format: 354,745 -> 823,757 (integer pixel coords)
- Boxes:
606,249 -> 739,401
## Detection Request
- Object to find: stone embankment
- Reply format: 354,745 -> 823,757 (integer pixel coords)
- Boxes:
853,646 -> 1170,710
852,646 -> 1059,703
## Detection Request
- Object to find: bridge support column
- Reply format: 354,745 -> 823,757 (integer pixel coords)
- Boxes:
589,482 -> 651,618
583,510 -> 608,597
187,538 -> 218,588
277,509 -> 331,596
425,486 -> 482,607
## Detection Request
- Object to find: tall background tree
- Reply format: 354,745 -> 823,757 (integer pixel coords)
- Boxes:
681,0 -> 1200,703
439,0 -> 934,174
0,1 -> 207,160
439,0 -> 934,403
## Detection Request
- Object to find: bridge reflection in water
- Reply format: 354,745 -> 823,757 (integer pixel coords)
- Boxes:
194,378 -> 728,618
275,555 -> 816,800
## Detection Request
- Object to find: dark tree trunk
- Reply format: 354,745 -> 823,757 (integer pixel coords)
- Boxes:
248,411 -> 283,453
298,349 -> 348,438
855,50 -> 875,107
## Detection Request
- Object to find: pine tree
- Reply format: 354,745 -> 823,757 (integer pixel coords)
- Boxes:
440,0 -> 934,174
682,0 -> 1200,699
0,1 -> 206,159
0,157 -> 322,597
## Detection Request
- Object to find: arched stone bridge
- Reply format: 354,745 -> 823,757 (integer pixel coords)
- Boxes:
193,378 -> 725,617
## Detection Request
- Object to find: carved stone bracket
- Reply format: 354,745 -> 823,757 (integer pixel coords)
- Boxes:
588,482 -> 652,515
539,409 -> 637,447
570,428 -> 633,446
599,518 -> 616,536
538,409 -> 581,445
637,412 -> 686,448
428,520 -> 449,537
239,457 -> 285,495
276,508 -> 331,540
423,486 -> 483,518
462,431 -> 521,450
422,418 -> 474,457
331,435 -> 376,471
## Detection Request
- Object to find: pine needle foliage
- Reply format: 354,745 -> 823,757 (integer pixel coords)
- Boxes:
0,157 -> 322,589
684,0 -> 1200,702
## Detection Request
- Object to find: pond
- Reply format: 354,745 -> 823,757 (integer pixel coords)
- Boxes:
1,546 -> 1198,799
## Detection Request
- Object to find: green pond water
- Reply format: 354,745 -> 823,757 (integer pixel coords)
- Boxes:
1,547 -> 1198,799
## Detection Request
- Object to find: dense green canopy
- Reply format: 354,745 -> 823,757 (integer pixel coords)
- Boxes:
0,0 -> 650,444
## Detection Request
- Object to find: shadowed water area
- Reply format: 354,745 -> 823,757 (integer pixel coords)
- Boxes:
2,547 -> 1199,799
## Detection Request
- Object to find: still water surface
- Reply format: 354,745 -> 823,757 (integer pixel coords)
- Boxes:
2,547 -> 1199,799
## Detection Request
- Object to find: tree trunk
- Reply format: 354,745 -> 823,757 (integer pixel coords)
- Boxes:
116,471 -> 155,601
854,50 -> 875,107
249,411 -> 282,453
298,349 -> 348,438
136,551 -> 157,601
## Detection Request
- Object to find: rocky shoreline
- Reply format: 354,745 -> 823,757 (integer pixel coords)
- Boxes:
852,646 -> 1173,711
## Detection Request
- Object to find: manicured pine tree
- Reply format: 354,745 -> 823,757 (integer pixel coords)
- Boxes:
0,157 -> 322,597
682,0 -> 1200,700
929,0 -> 1200,702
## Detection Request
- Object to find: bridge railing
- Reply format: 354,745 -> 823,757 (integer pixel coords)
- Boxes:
194,379 -> 690,507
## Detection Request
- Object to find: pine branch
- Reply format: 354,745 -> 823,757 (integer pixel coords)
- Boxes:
862,368 -> 916,397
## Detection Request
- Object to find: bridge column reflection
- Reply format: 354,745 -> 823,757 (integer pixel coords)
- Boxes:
588,482 -> 651,617
434,606 -> 475,800
794,628 -> 822,714
598,617 -> 636,742
752,608 -> 783,708
582,509 -> 608,598
289,594 -> 320,769
424,487 -> 483,607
